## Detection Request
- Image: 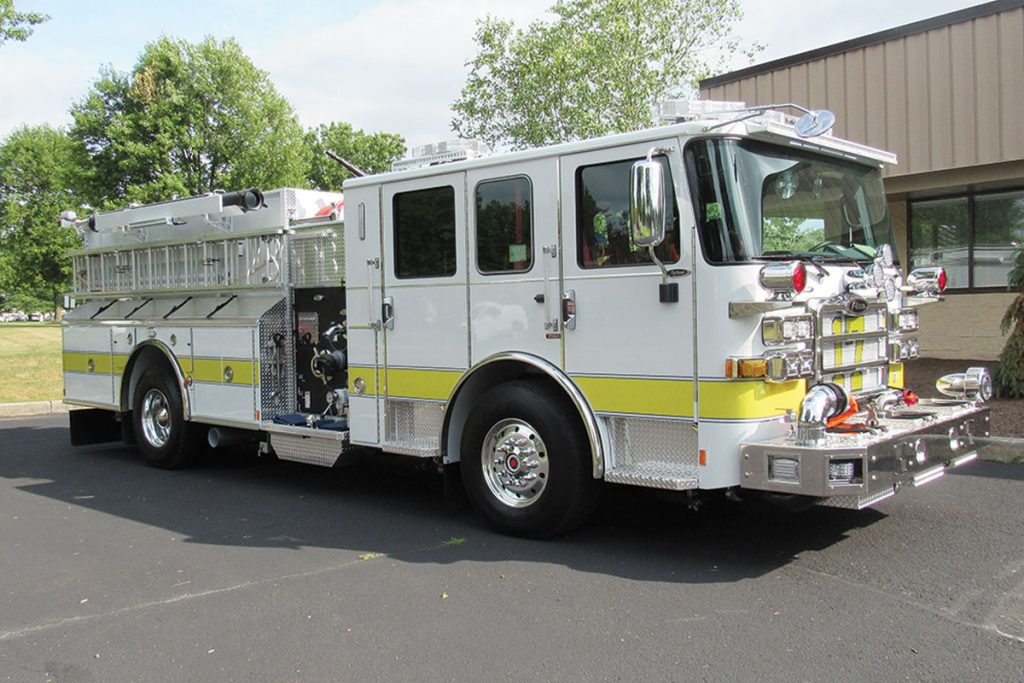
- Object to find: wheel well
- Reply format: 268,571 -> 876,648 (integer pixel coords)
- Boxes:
442,356 -> 604,478
121,343 -> 189,418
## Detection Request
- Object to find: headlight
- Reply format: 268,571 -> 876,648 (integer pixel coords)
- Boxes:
893,309 -> 919,333
765,350 -> 815,383
762,315 -> 814,345
889,339 -> 920,362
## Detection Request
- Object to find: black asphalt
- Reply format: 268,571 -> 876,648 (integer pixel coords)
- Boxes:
1,414 -> 1022,682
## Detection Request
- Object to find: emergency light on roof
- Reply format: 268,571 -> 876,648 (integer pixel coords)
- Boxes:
392,139 -> 490,172
657,100 -> 747,122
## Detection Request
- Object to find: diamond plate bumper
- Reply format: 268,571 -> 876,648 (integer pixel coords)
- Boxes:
739,400 -> 990,509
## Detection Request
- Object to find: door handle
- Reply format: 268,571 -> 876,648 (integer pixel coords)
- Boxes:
562,290 -> 576,331
382,296 -> 394,330
533,294 -> 545,303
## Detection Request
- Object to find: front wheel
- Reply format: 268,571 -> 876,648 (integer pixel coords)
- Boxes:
461,380 -> 599,538
132,369 -> 202,469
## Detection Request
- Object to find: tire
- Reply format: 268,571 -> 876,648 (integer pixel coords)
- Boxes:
132,368 -> 202,469
460,380 -> 600,538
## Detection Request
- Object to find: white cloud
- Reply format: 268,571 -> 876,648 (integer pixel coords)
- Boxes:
0,52 -> 92,134
251,0 -> 551,147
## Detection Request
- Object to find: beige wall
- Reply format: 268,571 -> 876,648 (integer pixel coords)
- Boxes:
700,5 -> 1024,180
916,292 -> 1015,360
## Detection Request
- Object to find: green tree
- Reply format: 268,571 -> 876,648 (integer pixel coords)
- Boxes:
0,125 -> 82,312
70,36 -> 308,206
305,122 -> 405,190
0,0 -> 47,45
451,0 -> 758,150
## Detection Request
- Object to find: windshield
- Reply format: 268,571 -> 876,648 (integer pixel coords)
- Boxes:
685,138 -> 894,264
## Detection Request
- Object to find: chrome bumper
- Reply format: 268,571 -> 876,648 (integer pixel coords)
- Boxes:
739,400 -> 990,509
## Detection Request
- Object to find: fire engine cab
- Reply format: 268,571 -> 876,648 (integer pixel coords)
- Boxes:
60,101 -> 992,537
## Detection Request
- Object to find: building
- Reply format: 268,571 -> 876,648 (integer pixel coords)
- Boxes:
700,0 -> 1024,360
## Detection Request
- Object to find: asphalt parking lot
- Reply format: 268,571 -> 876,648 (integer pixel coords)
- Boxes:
1,414 -> 1022,682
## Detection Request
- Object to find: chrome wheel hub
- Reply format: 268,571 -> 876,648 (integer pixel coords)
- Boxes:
141,388 -> 172,448
481,418 -> 549,508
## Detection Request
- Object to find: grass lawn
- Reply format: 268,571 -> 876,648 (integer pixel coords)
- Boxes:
0,323 -> 63,403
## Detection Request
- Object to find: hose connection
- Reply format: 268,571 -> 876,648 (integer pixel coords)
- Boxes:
796,383 -> 848,446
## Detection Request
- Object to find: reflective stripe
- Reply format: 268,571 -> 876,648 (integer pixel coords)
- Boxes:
191,358 -> 257,386
574,375 -> 805,420
386,368 -> 463,401
698,379 -> 805,420
348,365 -> 378,396
64,352 -> 255,386
63,352 -> 112,374
573,376 -> 693,418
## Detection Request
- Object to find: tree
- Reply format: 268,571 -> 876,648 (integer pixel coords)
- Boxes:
0,0 -> 47,45
451,0 -> 758,150
0,125 -> 82,312
70,36 -> 308,206
305,122 -> 405,190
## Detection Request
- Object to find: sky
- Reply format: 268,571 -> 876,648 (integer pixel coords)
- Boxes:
0,0 -> 989,148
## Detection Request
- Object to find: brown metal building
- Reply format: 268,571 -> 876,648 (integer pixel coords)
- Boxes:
700,0 -> 1024,360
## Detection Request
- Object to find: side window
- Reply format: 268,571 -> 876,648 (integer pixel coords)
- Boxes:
476,176 -> 533,274
576,157 -> 679,268
394,186 -> 456,278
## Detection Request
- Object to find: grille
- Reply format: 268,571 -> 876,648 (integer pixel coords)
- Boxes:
817,303 -> 889,396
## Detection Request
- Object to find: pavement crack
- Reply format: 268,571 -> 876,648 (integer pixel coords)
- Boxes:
0,538 -> 461,644
788,562 -> 1024,644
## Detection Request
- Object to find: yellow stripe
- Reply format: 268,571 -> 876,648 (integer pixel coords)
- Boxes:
854,340 -> 863,364
573,375 -> 806,420
846,315 -> 865,333
190,358 -> 257,386
699,379 -> 806,419
573,376 -> 693,417
851,370 -> 863,392
889,363 -> 905,388
387,368 -> 463,401
348,365 -> 378,396
63,351 -> 112,374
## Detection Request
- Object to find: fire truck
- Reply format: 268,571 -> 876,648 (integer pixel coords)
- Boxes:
60,101 -> 993,537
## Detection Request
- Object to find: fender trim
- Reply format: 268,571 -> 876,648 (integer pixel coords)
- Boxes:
445,352 -> 605,478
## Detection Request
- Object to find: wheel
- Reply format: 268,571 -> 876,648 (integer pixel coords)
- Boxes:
132,368 -> 202,469
460,380 -> 600,538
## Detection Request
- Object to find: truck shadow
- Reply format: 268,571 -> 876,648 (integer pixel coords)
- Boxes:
1,421 -> 887,585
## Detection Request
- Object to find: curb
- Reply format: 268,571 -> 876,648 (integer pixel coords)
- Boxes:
0,401 -> 71,418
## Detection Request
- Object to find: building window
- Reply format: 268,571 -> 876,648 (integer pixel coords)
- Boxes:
910,189 -> 1024,290
476,177 -> 533,274
576,157 -> 679,268
393,186 -> 456,278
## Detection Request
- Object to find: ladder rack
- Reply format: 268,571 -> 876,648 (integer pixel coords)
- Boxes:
68,188 -> 346,298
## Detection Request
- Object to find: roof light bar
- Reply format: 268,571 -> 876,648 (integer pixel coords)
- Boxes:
392,139 -> 490,172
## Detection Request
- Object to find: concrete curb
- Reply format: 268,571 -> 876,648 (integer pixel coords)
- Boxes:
0,400 -> 71,418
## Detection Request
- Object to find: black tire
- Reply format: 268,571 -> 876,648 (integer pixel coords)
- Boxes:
460,380 -> 600,538
131,368 -> 202,469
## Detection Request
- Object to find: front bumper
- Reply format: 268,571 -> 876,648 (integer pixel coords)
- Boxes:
740,400 -> 990,509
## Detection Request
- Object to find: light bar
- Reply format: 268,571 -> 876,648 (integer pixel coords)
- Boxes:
392,139 -> 490,171
658,100 -> 746,122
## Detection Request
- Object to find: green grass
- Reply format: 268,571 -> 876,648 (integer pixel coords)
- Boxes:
0,323 -> 63,403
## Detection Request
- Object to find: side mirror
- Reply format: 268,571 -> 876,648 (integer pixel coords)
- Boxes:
629,158 -> 666,248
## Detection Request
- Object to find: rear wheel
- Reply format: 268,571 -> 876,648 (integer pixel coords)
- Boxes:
461,380 -> 599,538
132,369 -> 202,469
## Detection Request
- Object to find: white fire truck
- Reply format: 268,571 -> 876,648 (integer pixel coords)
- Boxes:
60,101 -> 992,537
